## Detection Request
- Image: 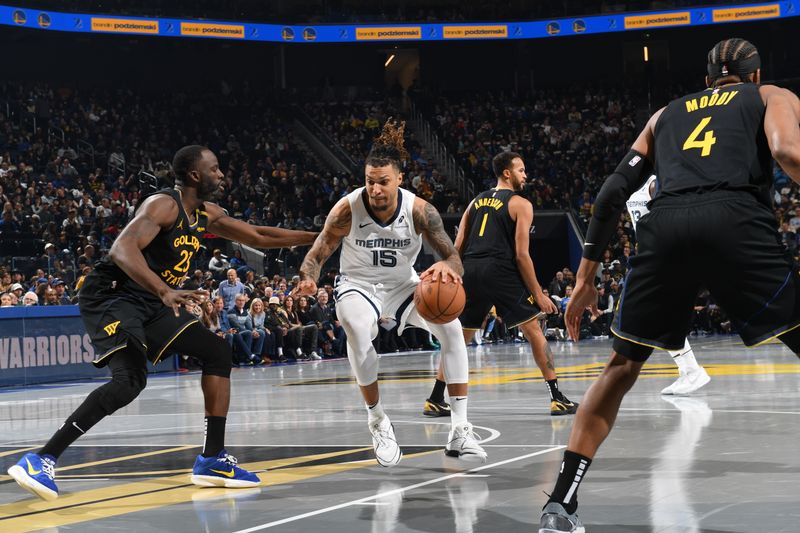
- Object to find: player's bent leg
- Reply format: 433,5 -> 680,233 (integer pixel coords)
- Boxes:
518,319 -> 579,416
338,295 -> 401,467
167,324 -> 259,488
424,318 -> 486,462
540,340 -> 649,531
9,345 -> 149,500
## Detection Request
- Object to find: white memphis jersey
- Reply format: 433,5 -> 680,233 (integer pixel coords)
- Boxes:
339,187 -> 421,291
626,175 -> 658,230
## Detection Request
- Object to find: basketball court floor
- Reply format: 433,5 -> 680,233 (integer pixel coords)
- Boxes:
1,336 -> 799,532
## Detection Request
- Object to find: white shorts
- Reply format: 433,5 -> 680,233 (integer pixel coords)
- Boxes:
333,275 -> 425,334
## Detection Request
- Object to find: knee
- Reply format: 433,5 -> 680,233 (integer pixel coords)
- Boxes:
104,367 -> 147,410
601,352 -> 643,391
202,335 -> 233,378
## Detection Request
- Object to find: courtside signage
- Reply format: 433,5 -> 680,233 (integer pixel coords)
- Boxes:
712,4 -> 781,22
355,26 -> 421,40
443,25 -> 508,39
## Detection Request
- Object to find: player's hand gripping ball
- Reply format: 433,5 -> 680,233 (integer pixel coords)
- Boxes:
414,277 -> 465,324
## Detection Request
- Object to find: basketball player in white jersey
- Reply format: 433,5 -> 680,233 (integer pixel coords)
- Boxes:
297,120 -> 486,466
626,176 -> 710,394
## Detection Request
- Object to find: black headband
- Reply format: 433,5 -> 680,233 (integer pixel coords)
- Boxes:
707,54 -> 761,81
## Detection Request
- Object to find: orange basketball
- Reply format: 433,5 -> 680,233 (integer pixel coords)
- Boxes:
413,277 -> 466,324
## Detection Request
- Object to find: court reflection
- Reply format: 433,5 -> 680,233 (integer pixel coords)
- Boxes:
649,397 -> 713,533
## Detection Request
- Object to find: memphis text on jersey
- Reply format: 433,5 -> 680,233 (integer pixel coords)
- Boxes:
685,90 -> 738,113
354,237 -> 412,249
160,234 -> 201,286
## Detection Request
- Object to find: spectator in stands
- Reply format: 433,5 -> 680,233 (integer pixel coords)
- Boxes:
227,294 -> 261,365
77,244 -> 96,269
549,271 -> 567,298
212,296 -> 252,366
22,291 -> 38,306
42,243 -> 62,273
266,296 -> 291,362
248,298 -> 276,364
10,283 -> 24,304
309,289 -> 345,357
218,268 -> 245,311
229,249 -> 247,270
283,295 -> 320,360
0,293 -> 12,307
208,249 -> 229,280
43,287 -> 59,306
0,210 -> 20,233
51,279 -> 71,305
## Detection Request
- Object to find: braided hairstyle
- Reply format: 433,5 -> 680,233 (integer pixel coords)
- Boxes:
707,38 -> 760,87
365,119 -> 409,171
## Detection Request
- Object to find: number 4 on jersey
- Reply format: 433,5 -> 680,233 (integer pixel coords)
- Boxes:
682,116 -> 716,157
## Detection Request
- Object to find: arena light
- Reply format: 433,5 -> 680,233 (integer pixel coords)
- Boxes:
643,45 -> 649,62
384,54 -> 396,67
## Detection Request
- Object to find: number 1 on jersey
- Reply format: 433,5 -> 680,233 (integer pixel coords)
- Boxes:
682,116 -> 716,157
478,213 -> 489,237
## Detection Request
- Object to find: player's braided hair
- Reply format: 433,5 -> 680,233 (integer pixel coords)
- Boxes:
707,38 -> 760,87
365,119 -> 409,170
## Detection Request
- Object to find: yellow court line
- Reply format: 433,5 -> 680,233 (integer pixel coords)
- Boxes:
55,445 -> 197,473
0,447 -> 38,460
0,447 -> 376,531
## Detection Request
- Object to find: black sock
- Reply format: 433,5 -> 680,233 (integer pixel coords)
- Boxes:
429,379 -> 447,403
202,416 -> 227,457
40,418 -> 88,460
547,450 -> 592,514
546,379 -> 561,400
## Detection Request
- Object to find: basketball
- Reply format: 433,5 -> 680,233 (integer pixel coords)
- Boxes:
414,277 -> 466,324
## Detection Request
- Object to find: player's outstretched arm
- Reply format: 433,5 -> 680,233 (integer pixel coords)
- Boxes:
108,195 -> 207,314
413,198 -> 463,283
204,202 -> 318,249
297,198 -> 352,295
509,197 -> 557,315
762,85 -> 800,182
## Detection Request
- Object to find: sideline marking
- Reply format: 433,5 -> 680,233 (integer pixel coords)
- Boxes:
232,446 -> 565,532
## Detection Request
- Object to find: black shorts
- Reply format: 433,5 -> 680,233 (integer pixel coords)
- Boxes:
612,191 -> 800,361
79,272 -> 199,367
460,259 -> 542,329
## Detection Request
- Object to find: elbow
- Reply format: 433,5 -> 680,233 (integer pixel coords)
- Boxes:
774,143 -> 800,170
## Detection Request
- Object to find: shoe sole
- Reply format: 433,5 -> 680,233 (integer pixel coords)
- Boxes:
7,465 -> 58,501
190,474 -> 261,488
376,449 -> 402,468
444,449 -> 488,463
673,372 -> 711,395
423,410 -> 451,417
550,404 -> 579,416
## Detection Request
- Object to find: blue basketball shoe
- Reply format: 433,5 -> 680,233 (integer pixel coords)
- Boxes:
7,453 -> 59,501
191,450 -> 261,488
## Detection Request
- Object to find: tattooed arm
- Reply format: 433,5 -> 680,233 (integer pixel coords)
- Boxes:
413,197 -> 463,283
295,198 -> 352,296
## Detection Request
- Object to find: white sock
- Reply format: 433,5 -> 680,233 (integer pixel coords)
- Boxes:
277,347 -> 283,356
367,400 -> 385,424
670,340 -> 699,373
450,396 -> 468,427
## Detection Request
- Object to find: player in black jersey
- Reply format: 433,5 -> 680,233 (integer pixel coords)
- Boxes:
424,152 -> 579,417
539,39 -> 800,532
7,145 -> 317,500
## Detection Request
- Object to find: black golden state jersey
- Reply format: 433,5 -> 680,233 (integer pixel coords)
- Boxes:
462,188 -> 518,266
654,82 -> 772,205
93,189 -> 207,296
